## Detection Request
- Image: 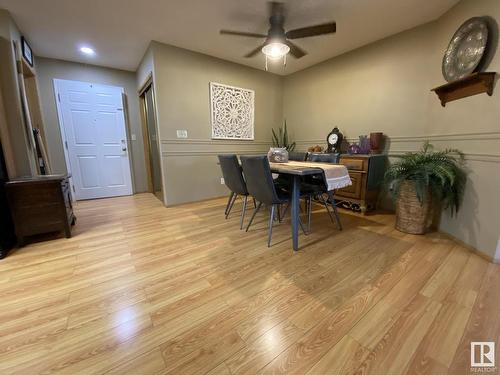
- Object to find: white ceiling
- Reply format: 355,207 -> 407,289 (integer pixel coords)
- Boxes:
0,0 -> 459,75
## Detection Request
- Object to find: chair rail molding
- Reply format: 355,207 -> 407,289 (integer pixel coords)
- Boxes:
162,150 -> 269,157
160,138 -> 271,157
294,131 -> 500,163
161,138 -> 270,146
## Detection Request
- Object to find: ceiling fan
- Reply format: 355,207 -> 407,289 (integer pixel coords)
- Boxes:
220,1 -> 336,61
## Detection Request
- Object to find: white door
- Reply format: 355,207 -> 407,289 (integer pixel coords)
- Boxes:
55,79 -> 133,200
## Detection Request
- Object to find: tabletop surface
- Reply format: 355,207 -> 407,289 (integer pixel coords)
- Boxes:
269,162 -> 323,176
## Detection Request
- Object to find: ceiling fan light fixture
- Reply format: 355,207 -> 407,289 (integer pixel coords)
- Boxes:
261,42 -> 290,59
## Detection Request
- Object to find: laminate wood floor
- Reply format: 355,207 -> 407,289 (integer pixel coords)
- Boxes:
0,193 -> 498,374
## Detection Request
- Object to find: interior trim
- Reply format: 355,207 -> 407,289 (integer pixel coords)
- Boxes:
162,150 -> 268,157
295,131 -> 500,145
438,231 -> 499,264
295,132 -> 500,163
387,151 -> 500,163
161,138 -> 270,146
137,73 -> 153,96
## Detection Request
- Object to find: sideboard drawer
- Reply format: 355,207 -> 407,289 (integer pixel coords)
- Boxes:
334,154 -> 386,214
340,158 -> 365,171
337,171 -> 363,199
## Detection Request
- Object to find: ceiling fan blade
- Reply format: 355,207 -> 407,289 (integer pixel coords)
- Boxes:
244,44 -> 266,58
286,40 -> 307,58
220,30 -> 267,38
286,22 -> 336,39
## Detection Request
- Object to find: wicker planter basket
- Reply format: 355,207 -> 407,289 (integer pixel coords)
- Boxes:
395,181 -> 435,234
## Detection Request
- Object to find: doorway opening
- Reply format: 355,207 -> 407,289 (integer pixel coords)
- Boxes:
139,79 -> 163,202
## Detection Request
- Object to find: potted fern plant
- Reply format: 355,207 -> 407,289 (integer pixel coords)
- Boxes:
384,142 -> 466,234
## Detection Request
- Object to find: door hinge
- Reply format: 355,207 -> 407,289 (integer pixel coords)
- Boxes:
72,185 -> 75,193
64,141 -> 68,150
58,93 -> 61,102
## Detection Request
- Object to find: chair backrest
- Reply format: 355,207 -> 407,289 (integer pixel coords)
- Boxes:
217,154 -> 248,195
308,152 -> 340,163
240,155 -> 280,205
288,151 -> 308,161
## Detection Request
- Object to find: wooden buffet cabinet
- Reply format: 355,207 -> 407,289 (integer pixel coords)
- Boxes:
334,154 -> 387,214
6,175 -> 76,246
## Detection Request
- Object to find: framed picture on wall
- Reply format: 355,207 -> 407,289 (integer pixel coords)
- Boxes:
210,82 -> 254,140
21,36 -> 34,67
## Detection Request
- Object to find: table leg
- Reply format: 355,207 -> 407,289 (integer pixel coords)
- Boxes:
290,175 -> 300,251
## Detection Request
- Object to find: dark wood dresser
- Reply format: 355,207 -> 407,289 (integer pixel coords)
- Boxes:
334,154 -> 387,214
6,175 -> 76,246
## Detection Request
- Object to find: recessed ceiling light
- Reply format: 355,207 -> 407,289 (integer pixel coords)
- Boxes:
79,46 -> 95,56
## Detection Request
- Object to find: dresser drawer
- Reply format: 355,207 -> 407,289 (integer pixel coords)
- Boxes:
337,171 -> 363,199
340,157 -> 366,171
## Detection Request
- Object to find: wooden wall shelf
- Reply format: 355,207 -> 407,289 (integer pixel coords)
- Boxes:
431,72 -> 496,107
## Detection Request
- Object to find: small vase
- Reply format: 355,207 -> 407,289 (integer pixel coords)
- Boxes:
358,135 -> 371,154
370,132 -> 384,154
267,147 -> 289,163
348,143 -> 361,154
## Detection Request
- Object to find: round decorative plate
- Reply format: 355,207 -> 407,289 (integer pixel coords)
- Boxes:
442,17 -> 489,82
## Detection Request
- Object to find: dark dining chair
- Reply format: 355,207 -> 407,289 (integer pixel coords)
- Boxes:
218,154 -> 254,229
307,152 -> 340,163
241,155 -> 305,247
301,153 -> 343,231
274,151 -> 308,191
288,151 -> 308,161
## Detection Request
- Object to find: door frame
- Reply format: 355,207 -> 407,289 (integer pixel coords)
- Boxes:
138,76 -> 154,193
138,75 -> 165,203
53,78 -> 133,199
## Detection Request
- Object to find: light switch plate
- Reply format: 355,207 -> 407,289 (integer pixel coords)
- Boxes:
176,130 -> 188,138
131,134 -> 137,141
221,177 -> 225,185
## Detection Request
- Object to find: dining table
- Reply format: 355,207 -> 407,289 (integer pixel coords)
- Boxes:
269,162 -> 325,251
218,158 -> 350,251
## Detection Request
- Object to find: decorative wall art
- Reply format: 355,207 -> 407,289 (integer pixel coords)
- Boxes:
210,82 -> 254,140
432,16 -> 497,106
442,17 -> 489,82
21,36 -> 34,67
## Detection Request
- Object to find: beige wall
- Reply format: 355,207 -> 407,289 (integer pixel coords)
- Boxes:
283,23 -> 436,144
0,9 -> 37,177
149,41 -> 283,205
35,57 -> 148,193
282,0 -> 500,259
427,0 -> 500,261
136,44 -> 154,90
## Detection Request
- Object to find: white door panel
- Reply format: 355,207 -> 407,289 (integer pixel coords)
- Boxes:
77,156 -> 100,188
55,79 -> 133,200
